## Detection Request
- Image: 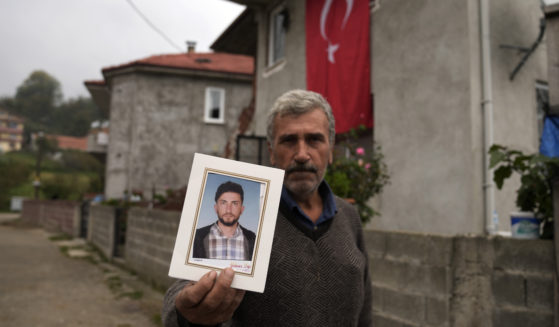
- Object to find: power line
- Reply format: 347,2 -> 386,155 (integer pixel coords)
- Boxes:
125,0 -> 183,52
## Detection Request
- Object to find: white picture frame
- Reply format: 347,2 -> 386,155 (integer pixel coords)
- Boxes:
168,153 -> 284,293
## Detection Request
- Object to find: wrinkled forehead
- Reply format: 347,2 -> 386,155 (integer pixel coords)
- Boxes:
273,110 -> 331,139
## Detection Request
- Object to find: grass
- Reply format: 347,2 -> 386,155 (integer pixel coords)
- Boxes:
152,314 -> 162,327
119,290 -> 144,300
106,275 -> 123,292
48,233 -> 73,241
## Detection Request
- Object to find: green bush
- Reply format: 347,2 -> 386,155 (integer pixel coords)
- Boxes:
0,155 -> 32,210
60,150 -> 103,172
40,173 -> 90,200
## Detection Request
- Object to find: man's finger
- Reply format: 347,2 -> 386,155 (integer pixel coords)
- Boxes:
198,268 -> 236,311
176,271 -> 217,309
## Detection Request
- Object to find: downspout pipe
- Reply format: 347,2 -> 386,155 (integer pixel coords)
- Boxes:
480,0 -> 496,234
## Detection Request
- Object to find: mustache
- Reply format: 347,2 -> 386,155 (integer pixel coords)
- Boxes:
285,163 -> 318,175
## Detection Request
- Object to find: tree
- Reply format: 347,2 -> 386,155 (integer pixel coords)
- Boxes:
51,96 -> 101,136
14,70 -> 62,126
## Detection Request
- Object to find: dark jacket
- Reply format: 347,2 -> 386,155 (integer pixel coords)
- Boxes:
192,223 -> 256,260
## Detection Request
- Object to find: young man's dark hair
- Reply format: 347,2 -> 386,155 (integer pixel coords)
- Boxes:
215,181 -> 244,203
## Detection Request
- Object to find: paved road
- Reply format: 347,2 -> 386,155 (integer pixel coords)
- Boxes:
0,221 -> 161,327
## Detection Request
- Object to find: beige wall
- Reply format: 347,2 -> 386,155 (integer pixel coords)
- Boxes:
371,0 -> 546,235
244,0 -> 547,235
252,0 -> 307,137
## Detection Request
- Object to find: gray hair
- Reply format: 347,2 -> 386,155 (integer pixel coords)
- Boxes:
266,89 -> 336,147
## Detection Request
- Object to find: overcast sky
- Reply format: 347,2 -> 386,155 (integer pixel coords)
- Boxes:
0,0 -> 245,100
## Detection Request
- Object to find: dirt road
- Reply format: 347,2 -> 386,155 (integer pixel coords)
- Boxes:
0,218 -> 163,327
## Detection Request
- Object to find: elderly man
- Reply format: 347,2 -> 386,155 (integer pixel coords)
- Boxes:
162,89 -> 372,326
193,181 -> 256,261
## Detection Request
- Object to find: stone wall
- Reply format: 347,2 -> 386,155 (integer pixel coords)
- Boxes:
21,199 -> 43,226
88,205 -> 116,260
367,230 -> 555,327
125,207 -> 180,288
21,199 -> 80,237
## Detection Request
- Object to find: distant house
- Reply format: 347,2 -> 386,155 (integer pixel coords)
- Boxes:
86,120 -> 109,154
85,46 -> 254,200
32,133 -> 89,151
0,110 -> 24,152
51,134 -> 88,151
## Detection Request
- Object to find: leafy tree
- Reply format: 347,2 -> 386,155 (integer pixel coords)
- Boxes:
0,155 -> 32,209
14,70 -> 62,126
51,97 -> 101,136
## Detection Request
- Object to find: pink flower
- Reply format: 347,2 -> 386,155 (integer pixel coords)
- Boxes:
356,147 -> 365,155
365,163 -> 371,170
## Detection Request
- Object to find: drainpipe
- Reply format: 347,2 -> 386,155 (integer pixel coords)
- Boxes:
480,0 -> 495,234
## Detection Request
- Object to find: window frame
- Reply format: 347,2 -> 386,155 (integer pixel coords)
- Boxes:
267,3 -> 287,67
204,87 -> 226,124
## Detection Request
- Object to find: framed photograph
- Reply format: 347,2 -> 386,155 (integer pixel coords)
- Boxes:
168,153 -> 284,293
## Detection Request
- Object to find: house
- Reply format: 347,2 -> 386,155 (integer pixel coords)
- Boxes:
86,120 -> 109,153
85,47 -> 254,200
222,0 -> 549,236
0,110 -> 24,153
31,133 -> 89,151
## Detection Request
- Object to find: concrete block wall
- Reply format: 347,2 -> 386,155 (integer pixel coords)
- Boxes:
41,201 -> 80,236
491,237 -> 555,326
125,207 -> 180,288
21,199 -> 43,226
88,205 -> 116,260
21,199 -> 80,237
367,231 -> 453,326
366,230 -> 555,327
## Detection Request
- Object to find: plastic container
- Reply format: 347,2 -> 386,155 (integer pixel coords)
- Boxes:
510,212 -> 540,239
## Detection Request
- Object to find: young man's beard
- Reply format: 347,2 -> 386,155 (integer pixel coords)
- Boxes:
218,216 -> 239,227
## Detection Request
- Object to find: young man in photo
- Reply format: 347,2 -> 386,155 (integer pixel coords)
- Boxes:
192,181 -> 256,261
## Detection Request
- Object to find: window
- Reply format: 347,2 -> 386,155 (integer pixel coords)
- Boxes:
536,82 -> 549,138
268,3 -> 287,66
204,87 -> 225,124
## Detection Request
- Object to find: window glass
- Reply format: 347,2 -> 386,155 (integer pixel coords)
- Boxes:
268,4 -> 286,65
205,87 -> 225,124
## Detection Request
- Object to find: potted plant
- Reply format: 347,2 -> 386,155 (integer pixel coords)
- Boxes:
325,128 -> 390,224
489,144 -> 558,239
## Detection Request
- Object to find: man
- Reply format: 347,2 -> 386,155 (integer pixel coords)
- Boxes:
192,181 -> 256,261
162,89 -> 372,326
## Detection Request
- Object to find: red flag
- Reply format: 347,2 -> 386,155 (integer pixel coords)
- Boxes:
306,0 -> 372,134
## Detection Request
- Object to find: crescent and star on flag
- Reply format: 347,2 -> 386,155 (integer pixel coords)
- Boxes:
319,0 -> 354,63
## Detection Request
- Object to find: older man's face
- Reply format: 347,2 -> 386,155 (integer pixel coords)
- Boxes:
269,108 -> 332,198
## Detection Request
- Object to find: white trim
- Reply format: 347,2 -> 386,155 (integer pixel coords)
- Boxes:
204,87 -> 225,124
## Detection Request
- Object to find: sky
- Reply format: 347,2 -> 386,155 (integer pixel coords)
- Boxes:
0,0 -> 245,100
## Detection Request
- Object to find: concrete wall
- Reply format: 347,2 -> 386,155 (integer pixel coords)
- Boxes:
371,0 -> 546,235
368,230 -> 555,327
252,0 -> 307,137
244,0 -> 548,235
124,207 -> 180,288
88,204 -> 116,260
78,205 -> 555,324
21,199 -> 81,237
105,71 -> 252,200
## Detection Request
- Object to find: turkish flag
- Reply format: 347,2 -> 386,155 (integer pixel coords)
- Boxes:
306,0 -> 372,134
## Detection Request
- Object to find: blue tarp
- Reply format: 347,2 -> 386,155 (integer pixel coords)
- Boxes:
540,115 -> 559,158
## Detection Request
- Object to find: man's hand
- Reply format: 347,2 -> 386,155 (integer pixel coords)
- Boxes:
175,267 -> 245,325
